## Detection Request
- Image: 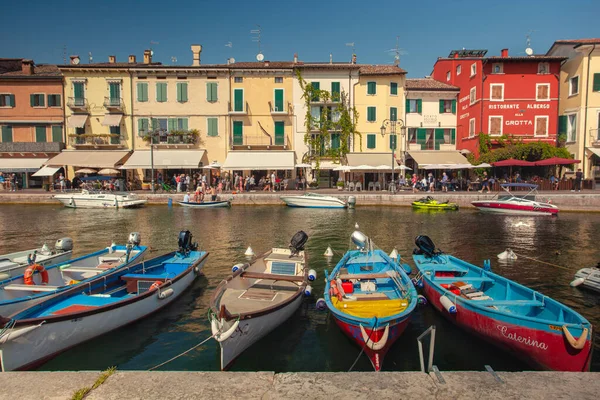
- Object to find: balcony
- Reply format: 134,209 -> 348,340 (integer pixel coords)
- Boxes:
69,134 -> 125,148
142,131 -> 200,149
104,97 -> 124,111
269,101 -> 293,115
67,97 -> 89,111
588,129 -> 600,147
228,101 -> 249,115
0,142 -> 65,153
230,134 -> 290,150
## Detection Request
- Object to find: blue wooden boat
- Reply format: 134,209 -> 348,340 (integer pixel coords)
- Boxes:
412,235 -> 593,372
0,231 -> 208,371
324,230 -> 417,371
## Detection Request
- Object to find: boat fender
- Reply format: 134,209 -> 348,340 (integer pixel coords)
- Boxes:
440,295 -> 457,314
150,281 -> 162,291
418,294 -> 428,306
315,298 -> 327,311
562,326 -> 588,350
232,263 -> 245,273
359,324 -> 389,351
304,285 -> 313,297
158,288 -> 174,299
308,269 -> 317,281
497,248 -> 517,260
214,319 -> 240,343
0,273 -> 10,281
570,277 -> 585,287
324,246 -> 334,257
23,264 -> 49,286
0,323 -> 44,345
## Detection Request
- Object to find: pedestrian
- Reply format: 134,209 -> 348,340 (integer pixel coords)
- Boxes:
11,173 -> 17,192
210,186 -> 217,201
427,173 -> 435,193
176,174 -> 182,192
572,168 -> 583,192
479,171 -> 490,193
412,174 -> 419,193
157,172 -> 163,186
441,172 -> 449,192
185,174 -> 191,192
59,173 -> 65,192
270,171 -> 276,192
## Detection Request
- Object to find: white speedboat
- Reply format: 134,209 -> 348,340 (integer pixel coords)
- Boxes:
280,192 -> 351,208
53,189 -> 147,209
0,238 -> 73,280
471,183 -> 558,216
209,231 -> 310,370
571,264 -> 600,293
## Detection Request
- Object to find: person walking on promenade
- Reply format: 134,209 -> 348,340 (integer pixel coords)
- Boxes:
427,173 -> 435,193
479,171 -> 490,193
412,174 -> 419,193
572,168 -> 583,192
270,171 -> 276,192
11,173 -> 18,192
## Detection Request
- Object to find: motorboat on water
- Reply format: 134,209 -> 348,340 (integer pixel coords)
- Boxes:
0,233 -> 147,317
571,263 -> 600,293
53,189 -> 147,209
279,192 -> 353,208
0,231 -> 207,371
471,183 -> 558,216
0,238 -> 73,280
209,231 -> 310,370
413,235 -> 592,371
324,230 -> 417,371
178,199 -> 232,208
412,196 -> 458,211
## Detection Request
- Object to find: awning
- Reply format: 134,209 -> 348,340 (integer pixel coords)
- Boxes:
45,151 -> 131,168
67,114 -> 88,128
586,148 -> 600,158
101,114 -> 123,127
222,151 -> 295,170
346,153 -> 394,167
408,151 -> 467,166
120,150 -> 208,169
311,160 -> 339,170
0,158 -> 47,173
32,166 -> 61,177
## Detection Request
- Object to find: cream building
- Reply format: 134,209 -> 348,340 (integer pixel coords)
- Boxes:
547,39 -> 600,181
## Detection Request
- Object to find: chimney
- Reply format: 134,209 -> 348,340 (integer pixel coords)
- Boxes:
128,55 -> 136,63
351,54 -> 357,64
501,48 -> 509,58
143,50 -> 152,64
264,60 -> 270,67
69,55 -> 80,65
330,53 -> 333,64
191,44 -> 202,66
293,53 -> 298,64
453,52 -> 459,59
21,59 -> 34,75
108,55 -> 116,64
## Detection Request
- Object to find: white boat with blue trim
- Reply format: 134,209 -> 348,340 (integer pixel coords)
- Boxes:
280,192 -> 351,208
53,189 -> 147,209
0,238 -> 73,281
178,199 -> 232,208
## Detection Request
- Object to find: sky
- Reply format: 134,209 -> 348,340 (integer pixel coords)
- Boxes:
2,0 -> 599,77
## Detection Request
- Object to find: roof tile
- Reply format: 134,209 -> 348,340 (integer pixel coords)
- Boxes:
406,78 -> 459,91
358,65 -> 407,75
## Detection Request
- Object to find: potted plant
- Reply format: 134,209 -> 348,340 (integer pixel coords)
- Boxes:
308,180 -> 319,189
336,181 -> 345,191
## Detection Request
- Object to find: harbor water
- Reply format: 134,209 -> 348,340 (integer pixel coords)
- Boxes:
1,205 -> 598,372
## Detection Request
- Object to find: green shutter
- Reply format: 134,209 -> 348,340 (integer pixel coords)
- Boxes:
138,118 -> 148,136
168,118 -> 177,132
233,121 -> 243,145
593,73 -> 600,92
207,118 -> 218,136
311,82 -> 320,101
109,83 -> 120,100
390,82 -> 398,95
451,99 -> 457,114
177,82 -> 188,102
331,133 -> 340,149
156,83 -> 167,102
558,116 -> 567,134
51,126 -> 62,142
367,134 -> 376,149
151,118 -> 159,132
417,99 -> 422,113
434,129 -> 445,150
179,118 -> 188,131
439,100 -> 445,114
1,126 -> 12,142
406,98 -> 410,113
367,107 -> 376,122
234,89 -> 244,111
390,134 -> 397,150
73,82 -> 84,100
137,83 -> 148,102
9,94 -> 15,107
331,82 -> 340,100
30,94 -> 35,107
417,128 -> 427,150
35,126 -> 46,142
274,89 -> 284,111
367,82 -> 376,95
451,128 -> 456,144
274,121 -> 285,145
211,83 -> 218,101
390,107 -> 397,121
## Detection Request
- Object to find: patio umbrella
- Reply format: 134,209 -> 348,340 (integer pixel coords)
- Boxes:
97,168 -> 120,175
202,162 -> 222,169
397,164 -> 412,171
534,157 -> 581,166
473,163 -> 492,168
491,159 -> 535,167
333,165 -> 353,171
75,168 -> 97,174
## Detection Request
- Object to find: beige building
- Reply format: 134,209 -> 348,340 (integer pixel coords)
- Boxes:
547,39 -> 600,180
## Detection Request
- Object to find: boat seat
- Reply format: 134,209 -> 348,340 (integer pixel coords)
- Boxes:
472,299 -> 545,307
338,272 -> 396,280
434,277 -> 494,283
2,284 -> 61,292
465,291 -> 485,298
350,293 -> 390,301
241,271 -> 304,282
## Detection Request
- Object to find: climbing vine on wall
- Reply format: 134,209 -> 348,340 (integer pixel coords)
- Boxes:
475,133 -> 571,163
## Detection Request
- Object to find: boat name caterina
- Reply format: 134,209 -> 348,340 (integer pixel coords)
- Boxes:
496,325 -> 548,350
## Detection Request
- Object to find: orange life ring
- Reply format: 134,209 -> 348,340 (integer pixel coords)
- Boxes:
24,264 -> 49,286
330,280 -> 343,301
150,280 -> 162,291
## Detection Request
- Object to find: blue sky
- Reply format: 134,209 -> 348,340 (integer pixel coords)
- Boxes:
2,0 -> 599,77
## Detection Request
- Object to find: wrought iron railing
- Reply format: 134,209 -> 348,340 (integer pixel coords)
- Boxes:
67,97 -> 88,108
103,97 -> 123,109
69,134 -> 123,146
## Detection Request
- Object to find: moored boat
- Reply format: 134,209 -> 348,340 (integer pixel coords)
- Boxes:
0,233 -> 146,316
280,192 -> 352,208
412,235 -> 592,371
571,263 -> 600,293
0,231 -> 207,372
0,238 -> 73,280
324,230 -> 417,371
209,231 -> 309,370
178,199 -> 231,208
411,196 -> 458,211
471,183 -> 558,216
53,189 -> 147,209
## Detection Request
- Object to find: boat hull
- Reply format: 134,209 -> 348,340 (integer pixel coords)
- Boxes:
422,282 -> 592,372
54,194 -> 147,209
574,268 -> 600,293
412,203 -> 458,211
471,201 -> 558,216
178,200 -> 231,208
0,252 -> 72,281
280,196 -> 346,208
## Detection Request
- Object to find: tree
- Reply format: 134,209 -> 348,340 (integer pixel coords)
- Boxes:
474,133 -> 571,163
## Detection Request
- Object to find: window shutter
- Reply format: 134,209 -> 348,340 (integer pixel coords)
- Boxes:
439,100 -> 445,114
180,118 -> 188,131
390,107 -> 397,121
367,82 -> 376,95
451,99 -> 456,114
207,82 -> 218,102
233,121 -> 243,145
274,89 -> 284,111
416,99 -> 422,113
30,94 -> 35,107
51,126 -> 62,142
451,128 -> 456,144
109,83 -> 120,100
9,94 -> 15,107
234,89 -> 244,111
405,98 -> 410,113
211,83 -> 218,101
1,126 -> 13,142
275,121 -> 285,145
593,73 -> 600,92
536,118 -> 547,135
74,82 -> 84,99
138,118 -> 148,136
416,128 -> 427,150
157,83 -> 167,102
331,133 -> 340,149
367,134 -> 376,149
389,134 -> 397,150
208,118 -> 218,136
311,82 -> 320,101
168,118 -> 177,132
331,82 -> 340,100
35,126 -> 46,142
558,116 -> 567,134
434,129 -> 444,150
390,82 -> 398,95
177,82 -> 188,102
367,107 -> 376,122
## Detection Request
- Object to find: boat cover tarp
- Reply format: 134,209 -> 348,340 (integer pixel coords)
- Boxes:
331,297 -> 409,319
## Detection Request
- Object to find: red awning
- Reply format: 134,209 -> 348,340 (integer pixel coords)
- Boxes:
492,158 -> 536,167
534,157 -> 581,166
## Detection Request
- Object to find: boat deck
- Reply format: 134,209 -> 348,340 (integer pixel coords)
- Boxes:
220,280 -> 299,315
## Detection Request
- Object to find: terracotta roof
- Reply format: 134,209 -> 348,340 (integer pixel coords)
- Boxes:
406,78 -> 459,91
0,63 -> 61,78
219,61 -> 296,69
58,62 -> 162,68
554,38 -> 600,44
359,65 -> 407,75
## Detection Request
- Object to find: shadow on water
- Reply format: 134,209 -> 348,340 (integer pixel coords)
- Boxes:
0,205 -> 597,372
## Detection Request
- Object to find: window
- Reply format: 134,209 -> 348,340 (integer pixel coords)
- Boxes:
108,82 -> 120,102
492,63 -> 503,74
35,126 -> 46,142
206,82 -> 218,102
469,118 -> 476,138
593,73 -> 600,92
75,127 -> 85,135
30,94 -> 45,107
456,65 -> 461,75
207,117 -> 219,137
406,99 -> 422,113
489,116 -> 502,136
331,82 -> 340,101
47,94 -> 61,107
1,126 -> 13,142
156,82 -> 167,102
274,89 -> 284,111
110,125 -> 121,144
439,100 -> 455,113
367,134 -> 376,149
233,89 -> 244,112
274,121 -> 285,145
0,94 -> 15,107
73,82 -> 85,105
390,107 -> 397,121
390,82 -> 398,95
445,128 -> 456,144
367,82 -> 376,95
538,62 -> 549,74
470,63 -> 477,77
408,128 -> 417,144
536,84 -> 550,101
567,114 -> 577,142
310,82 -> 320,101
137,118 -> 149,137
52,126 -> 62,142
234,77 -> 243,83
274,77 -> 283,83
469,87 -> 477,105
490,84 -> 504,101
535,116 -> 548,137
176,82 -> 188,103
233,121 -> 243,145
137,82 -> 148,102
569,76 -> 579,96
367,106 -> 376,122
310,106 -> 320,129
446,71 -> 451,81
331,133 -> 340,150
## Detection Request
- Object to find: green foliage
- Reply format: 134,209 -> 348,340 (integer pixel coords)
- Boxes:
476,141 -> 571,164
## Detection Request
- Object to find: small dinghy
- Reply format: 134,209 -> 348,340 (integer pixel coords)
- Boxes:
324,230 -> 417,371
209,231 -> 309,370
413,235 -> 592,372
178,199 -> 231,208
0,231 -> 207,371
0,233 -> 146,317
571,263 -> 600,293
0,238 -> 73,281
411,196 -> 458,211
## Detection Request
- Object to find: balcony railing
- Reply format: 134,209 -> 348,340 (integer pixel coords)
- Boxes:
0,142 -> 65,152
228,101 -> 248,114
104,97 -> 124,110
588,129 -> 600,147
142,131 -> 199,146
269,101 -> 293,115
67,97 -> 88,110
230,134 -> 289,149
69,134 -> 124,148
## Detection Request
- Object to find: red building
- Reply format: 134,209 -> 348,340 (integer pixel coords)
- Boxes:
431,49 -> 565,157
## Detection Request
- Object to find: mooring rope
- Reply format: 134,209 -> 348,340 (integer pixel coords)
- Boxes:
348,317 -> 378,372
148,332 -> 217,371
511,252 -> 571,271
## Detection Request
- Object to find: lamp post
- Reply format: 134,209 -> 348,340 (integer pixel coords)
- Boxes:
380,118 -> 405,193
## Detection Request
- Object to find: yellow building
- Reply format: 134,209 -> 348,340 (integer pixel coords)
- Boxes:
547,39 -> 600,181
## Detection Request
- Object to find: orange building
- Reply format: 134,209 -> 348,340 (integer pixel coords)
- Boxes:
0,59 -> 65,188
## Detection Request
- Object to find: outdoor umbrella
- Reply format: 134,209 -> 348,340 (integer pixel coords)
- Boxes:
491,159 -> 536,167
397,165 -> 412,171
473,163 -> 492,168
97,168 -> 120,175
75,168 -> 97,174
534,157 -> 581,166
202,162 -> 222,169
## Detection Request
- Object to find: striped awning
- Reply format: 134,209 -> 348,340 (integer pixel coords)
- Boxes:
101,114 -> 123,127
67,114 -> 88,128
45,151 -> 130,168
0,158 -> 48,173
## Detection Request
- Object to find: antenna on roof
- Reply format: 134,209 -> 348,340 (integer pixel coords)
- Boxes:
345,42 -> 355,61
385,36 -> 407,66
88,52 -> 93,64
63,45 -> 67,64
171,56 -> 177,64
225,42 -> 232,48
150,40 -> 159,57
525,30 -> 537,56
251,25 -> 263,60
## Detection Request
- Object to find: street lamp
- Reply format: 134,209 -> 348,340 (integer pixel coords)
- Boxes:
380,118 -> 405,193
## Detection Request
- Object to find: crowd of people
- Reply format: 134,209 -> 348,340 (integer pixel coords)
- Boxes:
0,173 -> 20,191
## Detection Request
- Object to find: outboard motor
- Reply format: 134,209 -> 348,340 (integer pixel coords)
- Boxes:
289,231 -> 308,256
351,230 -> 369,250
178,230 -> 198,255
55,237 -> 74,252
347,196 -> 356,209
413,235 -> 441,258
128,232 -> 142,246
